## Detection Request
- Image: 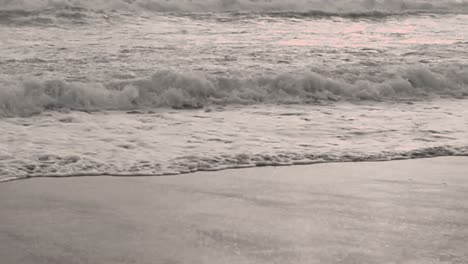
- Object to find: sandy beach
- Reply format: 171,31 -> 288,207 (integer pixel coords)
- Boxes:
1,157 -> 467,264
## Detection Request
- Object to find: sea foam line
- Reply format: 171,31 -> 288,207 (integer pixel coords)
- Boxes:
2,145 -> 467,183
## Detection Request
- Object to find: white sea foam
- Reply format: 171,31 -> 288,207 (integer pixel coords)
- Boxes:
1,101 -> 468,182
1,66 -> 467,117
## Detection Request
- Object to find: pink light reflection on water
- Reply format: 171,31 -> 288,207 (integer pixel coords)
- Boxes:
276,16 -> 464,49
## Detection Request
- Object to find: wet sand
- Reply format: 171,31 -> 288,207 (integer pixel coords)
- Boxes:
1,157 -> 468,264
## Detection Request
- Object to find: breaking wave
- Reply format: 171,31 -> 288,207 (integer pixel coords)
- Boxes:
1,66 -> 467,117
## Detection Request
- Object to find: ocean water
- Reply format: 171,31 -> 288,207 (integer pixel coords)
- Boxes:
1,0 -> 468,182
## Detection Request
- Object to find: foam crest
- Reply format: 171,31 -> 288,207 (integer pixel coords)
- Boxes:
0,79 -> 138,117
1,66 -> 467,117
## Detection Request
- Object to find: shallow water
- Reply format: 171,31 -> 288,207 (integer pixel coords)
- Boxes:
1,0 -> 467,181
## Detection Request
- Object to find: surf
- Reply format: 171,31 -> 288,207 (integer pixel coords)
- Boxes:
1,65 -> 467,118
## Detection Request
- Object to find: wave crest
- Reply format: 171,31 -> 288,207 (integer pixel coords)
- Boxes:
1,66 -> 467,117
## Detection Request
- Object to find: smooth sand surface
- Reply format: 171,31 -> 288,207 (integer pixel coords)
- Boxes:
1,157 -> 468,264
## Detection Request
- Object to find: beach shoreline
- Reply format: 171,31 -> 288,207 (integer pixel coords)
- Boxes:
1,157 -> 467,263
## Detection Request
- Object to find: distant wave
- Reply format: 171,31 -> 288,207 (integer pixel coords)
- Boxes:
1,65 -> 467,117
0,9 -> 93,26
174,9 -> 463,22
0,10 -> 464,27
0,10 -> 447,27
1,0 -> 467,26
257,10 -> 458,19
1,0 -> 467,14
